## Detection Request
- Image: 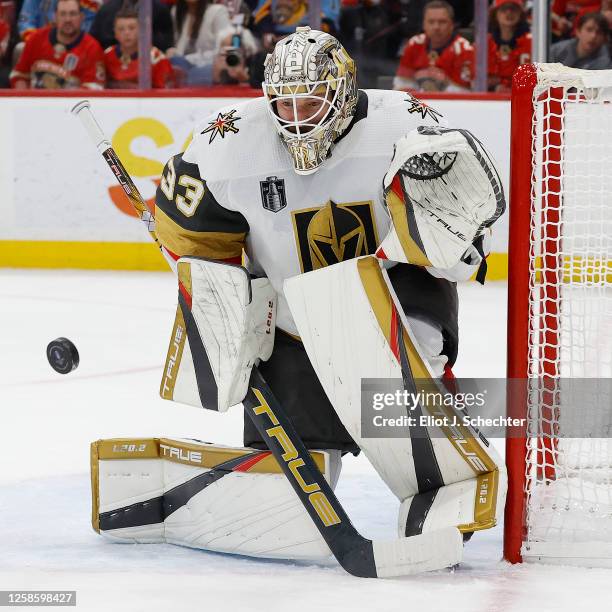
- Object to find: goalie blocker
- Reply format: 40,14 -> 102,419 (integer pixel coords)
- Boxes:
159,257 -> 276,412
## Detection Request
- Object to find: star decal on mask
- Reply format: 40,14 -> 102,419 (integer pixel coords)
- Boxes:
405,95 -> 443,123
201,109 -> 241,143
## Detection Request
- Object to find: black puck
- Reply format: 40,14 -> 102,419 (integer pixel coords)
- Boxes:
46,337 -> 79,374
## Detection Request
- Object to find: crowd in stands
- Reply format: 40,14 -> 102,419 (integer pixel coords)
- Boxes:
0,0 -> 610,91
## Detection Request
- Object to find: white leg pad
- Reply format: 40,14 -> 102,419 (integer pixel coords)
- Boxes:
92,437 -> 337,561
398,467 -> 507,537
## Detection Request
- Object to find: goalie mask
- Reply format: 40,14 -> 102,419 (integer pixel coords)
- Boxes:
262,27 -> 358,175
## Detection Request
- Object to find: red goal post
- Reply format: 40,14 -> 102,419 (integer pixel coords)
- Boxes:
504,63 -> 612,566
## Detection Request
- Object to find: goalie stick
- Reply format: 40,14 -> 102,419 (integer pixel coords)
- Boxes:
71,99 -> 463,578
70,101 -> 159,246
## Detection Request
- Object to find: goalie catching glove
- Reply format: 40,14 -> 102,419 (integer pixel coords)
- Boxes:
378,126 -> 505,276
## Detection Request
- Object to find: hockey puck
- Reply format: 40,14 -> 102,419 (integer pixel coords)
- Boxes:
46,337 -> 79,374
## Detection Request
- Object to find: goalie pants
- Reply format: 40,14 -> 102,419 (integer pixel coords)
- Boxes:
243,263 -> 459,453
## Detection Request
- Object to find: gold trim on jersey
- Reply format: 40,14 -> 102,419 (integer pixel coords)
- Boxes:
292,200 -> 379,273
155,207 -> 246,260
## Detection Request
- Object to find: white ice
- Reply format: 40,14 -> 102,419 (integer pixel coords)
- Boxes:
1,270 -> 610,612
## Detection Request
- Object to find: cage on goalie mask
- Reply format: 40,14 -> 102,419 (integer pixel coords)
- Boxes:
262,27 -> 358,175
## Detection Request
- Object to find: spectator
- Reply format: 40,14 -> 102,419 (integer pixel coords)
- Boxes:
10,0 -> 105,88
252,0 -> 339,38
245,27 -> 276,88
90,0 -> 174,52
165,0 -> 231,86
602,0 -> 612,29
394,0 -> 473,92
104,5 -> 175,87
0,3 -> 10,57
18,0 -> 102,41
0,15 -> 8,54
0,0 -> 14,42
0,1 -> 11,86
216,0 -> 251,22
488,0 -> 530,93
211,23 -> 258,84
337,0 -> 408,88
550,11 -> 611,69
447,0 -> 472,28
552,1 -> 601,40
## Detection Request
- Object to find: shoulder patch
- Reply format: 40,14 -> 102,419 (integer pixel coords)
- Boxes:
201,109 -> 242,144
405,94 -> 443,123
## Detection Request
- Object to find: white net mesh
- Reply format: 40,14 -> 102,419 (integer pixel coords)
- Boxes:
523,65 -> 612,564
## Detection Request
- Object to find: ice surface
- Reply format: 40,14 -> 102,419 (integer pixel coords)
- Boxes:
1,271 -> 610,611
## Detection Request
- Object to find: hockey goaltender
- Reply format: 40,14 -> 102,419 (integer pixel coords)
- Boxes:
89,26 -> 507,578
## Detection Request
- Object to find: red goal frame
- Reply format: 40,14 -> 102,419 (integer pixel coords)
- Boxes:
504,63 -> 565,563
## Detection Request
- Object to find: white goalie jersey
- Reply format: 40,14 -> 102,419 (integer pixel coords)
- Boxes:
155,89 -> 449,336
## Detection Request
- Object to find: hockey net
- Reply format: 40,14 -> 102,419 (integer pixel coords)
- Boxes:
505,64 -> 612,566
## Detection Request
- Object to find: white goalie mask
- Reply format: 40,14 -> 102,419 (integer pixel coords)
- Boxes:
263,27 -> 358,175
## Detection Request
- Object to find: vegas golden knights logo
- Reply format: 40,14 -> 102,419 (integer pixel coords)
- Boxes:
292,200 -> 379,272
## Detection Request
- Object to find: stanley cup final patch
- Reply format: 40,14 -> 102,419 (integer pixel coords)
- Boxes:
260,176 -> 287,213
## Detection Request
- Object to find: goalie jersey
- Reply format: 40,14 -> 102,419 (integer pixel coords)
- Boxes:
155,89 -> 459,363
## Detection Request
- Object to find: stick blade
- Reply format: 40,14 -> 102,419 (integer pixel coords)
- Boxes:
373,527 -> 463,578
